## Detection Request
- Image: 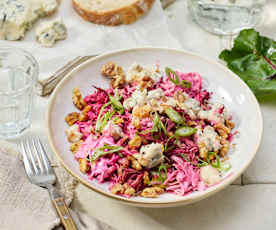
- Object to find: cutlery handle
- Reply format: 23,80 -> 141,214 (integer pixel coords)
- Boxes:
53,197 -> 78,230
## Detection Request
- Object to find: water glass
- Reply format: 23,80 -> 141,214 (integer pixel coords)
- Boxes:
188,0 -> 266,35
0,47 -> 38,139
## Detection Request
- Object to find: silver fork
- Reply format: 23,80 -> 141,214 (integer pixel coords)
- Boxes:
21,138 -> 77,230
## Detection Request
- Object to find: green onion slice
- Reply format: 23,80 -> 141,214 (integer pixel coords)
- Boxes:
165,67 -> 191,88
175,126 -> 197,137
165,108 -> 185,125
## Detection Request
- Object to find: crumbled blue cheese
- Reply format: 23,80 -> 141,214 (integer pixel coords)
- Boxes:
147,88 -> 164,101
36,18 -> 67,47
165,97 -> 177,107
177,93 -> 201,119
136,143 -> 164,169
0,0 -> 58,41
198,103 -> 229,124
123,89 -> 147,111
200,165 -> 220,185
126,63 -> 162,83
103,121 -> 123,140
197,126 -> 221,152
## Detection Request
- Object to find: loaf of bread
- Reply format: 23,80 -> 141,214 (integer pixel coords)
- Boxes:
72,0 -> 155,26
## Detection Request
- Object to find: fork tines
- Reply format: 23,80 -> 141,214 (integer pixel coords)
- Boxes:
21,138 -> 53,176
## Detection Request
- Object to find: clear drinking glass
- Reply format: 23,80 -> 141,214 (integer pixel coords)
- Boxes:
0,47 -> 38,139
188,0 -> 266,35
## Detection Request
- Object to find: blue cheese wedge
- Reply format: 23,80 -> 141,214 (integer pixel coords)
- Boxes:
36,18 -> 67,47
0,0 -> 58,41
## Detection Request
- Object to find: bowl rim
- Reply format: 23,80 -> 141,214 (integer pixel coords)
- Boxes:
47,47 -> 263,207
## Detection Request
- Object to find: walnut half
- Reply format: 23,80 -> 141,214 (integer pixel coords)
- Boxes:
70,140 -> 83,154
65,112 -> 79,126
127,156 -> 142,170
101,62 -> 124,77
111,75 -> 125,88
199,141 -> 208,159
139,76 -> 154,91
132,105 -> 151,119
141,186 -> 164,198
214,123 -> 231,139
219,138 -> 230,157
128,135 -> 142,148
79,105 -> 91,121
110,183 -> 136,197
79,158 -> 90,173
72,88 -> 86,110
101,62 -> 126,89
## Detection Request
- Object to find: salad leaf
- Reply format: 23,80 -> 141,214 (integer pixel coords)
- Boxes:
219,29 -> 276,98
91,144 -> 123,161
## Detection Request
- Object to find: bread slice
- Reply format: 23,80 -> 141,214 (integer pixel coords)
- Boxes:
72,0 -> 155,26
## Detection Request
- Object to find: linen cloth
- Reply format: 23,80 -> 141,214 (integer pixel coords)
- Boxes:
0,140 -> 114,230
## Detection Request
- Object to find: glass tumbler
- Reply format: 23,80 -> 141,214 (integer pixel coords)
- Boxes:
188,0 -> 266,35
0,47 -> 38,139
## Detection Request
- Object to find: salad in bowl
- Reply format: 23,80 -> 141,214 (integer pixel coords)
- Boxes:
64,62 -> 237,198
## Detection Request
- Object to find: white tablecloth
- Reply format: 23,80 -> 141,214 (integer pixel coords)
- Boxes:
5,0 -> 276,230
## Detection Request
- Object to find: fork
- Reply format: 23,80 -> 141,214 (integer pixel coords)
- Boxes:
21,138 -> 77,230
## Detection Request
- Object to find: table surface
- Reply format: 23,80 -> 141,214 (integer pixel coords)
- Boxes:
20,0 -> 276,229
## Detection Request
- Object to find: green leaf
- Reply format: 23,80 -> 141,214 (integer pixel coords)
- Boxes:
219,28 -> 276,99
91,144 -> 123,161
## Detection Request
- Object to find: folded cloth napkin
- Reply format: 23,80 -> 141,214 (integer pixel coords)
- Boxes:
0,140 -> 114,230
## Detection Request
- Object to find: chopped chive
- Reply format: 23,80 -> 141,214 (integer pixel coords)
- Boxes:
91,144 -> 123,161
164,135 -> 176,152
149,113 -> 167,136
158,165 -> 168,183
95,101 -> 111,132
109,94 -> 124,114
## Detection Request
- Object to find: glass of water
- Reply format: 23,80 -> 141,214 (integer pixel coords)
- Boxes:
0,47 -> 38,139
188,0 -> 266,35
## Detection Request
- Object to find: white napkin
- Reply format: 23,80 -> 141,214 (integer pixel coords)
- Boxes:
0,140 -> 115,230
0,0 -> 181,81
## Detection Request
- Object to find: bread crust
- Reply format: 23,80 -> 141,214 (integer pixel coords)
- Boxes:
72,0 -> 155,26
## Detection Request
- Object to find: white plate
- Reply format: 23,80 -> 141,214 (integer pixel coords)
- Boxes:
47,48 -> 263,207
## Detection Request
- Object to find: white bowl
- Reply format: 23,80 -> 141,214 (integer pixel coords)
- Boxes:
47,48 -> 263,207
